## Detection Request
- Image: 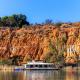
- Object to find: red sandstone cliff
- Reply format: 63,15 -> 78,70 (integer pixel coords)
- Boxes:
0,24 -> 80,64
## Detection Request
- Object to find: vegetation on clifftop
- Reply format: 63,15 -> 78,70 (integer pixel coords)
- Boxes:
0,14 -> 30,27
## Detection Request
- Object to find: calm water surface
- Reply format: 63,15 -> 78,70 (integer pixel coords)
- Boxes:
0,67 -> 80,80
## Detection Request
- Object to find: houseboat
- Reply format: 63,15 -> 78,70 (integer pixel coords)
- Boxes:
23,60 -> 62,70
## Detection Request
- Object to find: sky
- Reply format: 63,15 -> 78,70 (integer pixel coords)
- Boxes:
0,0 -> 80,23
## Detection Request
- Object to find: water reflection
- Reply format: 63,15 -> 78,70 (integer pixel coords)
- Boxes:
23,70 -> 65,80
64,67 -> 80,80
0,68 -> 79,80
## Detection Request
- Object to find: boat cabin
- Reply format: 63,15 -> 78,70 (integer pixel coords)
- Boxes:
23,60 -> 60,70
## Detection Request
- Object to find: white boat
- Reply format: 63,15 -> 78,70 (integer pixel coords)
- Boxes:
23,60 -> 61,70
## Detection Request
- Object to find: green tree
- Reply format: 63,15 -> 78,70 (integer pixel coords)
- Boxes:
45,38 -> 66,64
13,14 -> 29,27
0,17 -> 2,26
44,40 -> 58,63
55,22 -> 63,27
0,14 -> 30,27
44,19 -> 53,24
1,16 -> 9,26
8,16 -> 16,27
9,55 -> 23,65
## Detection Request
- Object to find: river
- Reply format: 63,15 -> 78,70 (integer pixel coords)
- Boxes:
0,67 -> 80,80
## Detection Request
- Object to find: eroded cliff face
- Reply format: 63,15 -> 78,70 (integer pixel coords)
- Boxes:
0,24 -> 80,64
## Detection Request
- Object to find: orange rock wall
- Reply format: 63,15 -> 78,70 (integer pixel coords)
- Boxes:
0,25 -> 80,64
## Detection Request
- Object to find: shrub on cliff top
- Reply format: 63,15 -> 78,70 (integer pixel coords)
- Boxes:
0,14 -> 30,28
55,22 -> 63,27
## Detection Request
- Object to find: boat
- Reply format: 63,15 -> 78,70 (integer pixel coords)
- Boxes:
23,60 -> 62,70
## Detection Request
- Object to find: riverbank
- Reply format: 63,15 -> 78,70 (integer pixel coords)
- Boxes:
0,65 -> 23,71
0,65 -> 80,71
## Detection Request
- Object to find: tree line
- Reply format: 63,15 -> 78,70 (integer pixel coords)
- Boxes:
0,14 -> 71,28
0,14 -> 30,28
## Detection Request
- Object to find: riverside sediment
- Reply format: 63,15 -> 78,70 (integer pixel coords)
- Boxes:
0,65 -> 23,71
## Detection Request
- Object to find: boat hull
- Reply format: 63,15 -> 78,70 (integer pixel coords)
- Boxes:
23,68 -> 60,70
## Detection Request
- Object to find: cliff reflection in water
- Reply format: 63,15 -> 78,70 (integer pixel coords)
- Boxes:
23,70 -> 65,80
0,68 -> 80,80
